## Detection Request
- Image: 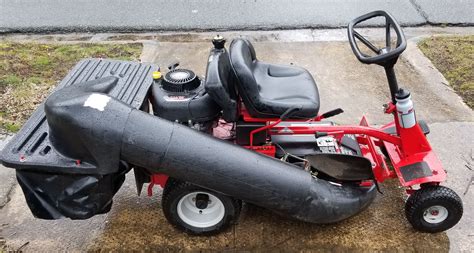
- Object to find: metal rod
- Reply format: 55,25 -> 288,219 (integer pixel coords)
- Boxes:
384,66 -> 399,103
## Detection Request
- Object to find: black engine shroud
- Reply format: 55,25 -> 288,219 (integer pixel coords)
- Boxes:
150,69 -> 220,125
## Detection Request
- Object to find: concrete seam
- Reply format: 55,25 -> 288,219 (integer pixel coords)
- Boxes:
0,183 -> 16,210
3,27 -> 474,45
409,0 -> 429,24
0,23 -> 430,35
310,29 -> 316,42
409,0 -> 474,26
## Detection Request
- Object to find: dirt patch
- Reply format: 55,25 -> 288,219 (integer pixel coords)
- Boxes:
0,42 -> 142,133
107,34 -> 156,41
0,239 -> 5,252
107,33 -> 204,42
418,35 -> 474,108
85,178 -> 449,252
54,36 -> 94,42
0,223 -> 9,253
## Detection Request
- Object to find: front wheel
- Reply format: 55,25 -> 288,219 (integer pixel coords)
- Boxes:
162,180 -> 241,235
405,185 -> 463,233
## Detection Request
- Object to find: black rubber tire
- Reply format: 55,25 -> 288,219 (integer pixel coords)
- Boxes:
405,185 -> 463,233
162,179 -> 241,235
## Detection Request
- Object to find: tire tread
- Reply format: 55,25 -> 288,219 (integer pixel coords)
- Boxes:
405,185 -> 462,233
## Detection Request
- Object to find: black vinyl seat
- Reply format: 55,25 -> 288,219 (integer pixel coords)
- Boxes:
229,39 -> 320,118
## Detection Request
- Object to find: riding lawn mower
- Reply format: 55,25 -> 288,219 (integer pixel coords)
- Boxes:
0,11 -> 463,235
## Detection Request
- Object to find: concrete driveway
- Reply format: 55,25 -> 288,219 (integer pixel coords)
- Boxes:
0,29 -> 473,252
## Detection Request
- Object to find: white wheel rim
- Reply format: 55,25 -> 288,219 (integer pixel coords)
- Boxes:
177,191 -> 225,228
423,205 -> 449,224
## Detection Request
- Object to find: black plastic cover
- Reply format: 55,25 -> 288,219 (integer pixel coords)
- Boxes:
235,121 -> 266,146
306,153 -> 374,181
150,80 -> 220,123
400,161 -> 432,182
162,69 -> 200,92
204,46 -> 239,122
0,58 -> 157,219
17,162 -> 128,219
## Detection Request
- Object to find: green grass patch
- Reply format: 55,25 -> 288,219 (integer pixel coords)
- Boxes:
3,122 -> 20,132
418,35 -> 474,108
33,55 -> 52,69
0,42 -> 142,133
0,74 -> 22,87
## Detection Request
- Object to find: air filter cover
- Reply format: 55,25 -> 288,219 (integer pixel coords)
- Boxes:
162,69 -> 200,92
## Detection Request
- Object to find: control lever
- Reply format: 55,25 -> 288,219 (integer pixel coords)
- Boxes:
280,106 -> 303,120
319,108 -> 344,120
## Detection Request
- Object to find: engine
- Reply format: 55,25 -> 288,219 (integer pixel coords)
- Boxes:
150,68 -> 220,133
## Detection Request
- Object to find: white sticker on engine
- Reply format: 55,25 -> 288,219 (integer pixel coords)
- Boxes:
83,93 -> 111,111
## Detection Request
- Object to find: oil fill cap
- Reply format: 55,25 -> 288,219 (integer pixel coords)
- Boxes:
152,71 -> 162,79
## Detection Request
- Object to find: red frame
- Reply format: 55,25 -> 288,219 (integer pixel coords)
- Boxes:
148,101 -> 445,195
242,102 -> 445,188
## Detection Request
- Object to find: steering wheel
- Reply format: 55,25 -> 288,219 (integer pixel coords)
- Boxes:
348,10 -> 407,66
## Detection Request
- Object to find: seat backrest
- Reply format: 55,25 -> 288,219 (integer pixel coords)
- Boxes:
204,47 -> 239,122
229,39 -> 261,116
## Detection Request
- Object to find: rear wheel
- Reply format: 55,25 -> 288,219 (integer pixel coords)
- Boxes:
405,185 -> 463,233
162,180 -> 241,235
